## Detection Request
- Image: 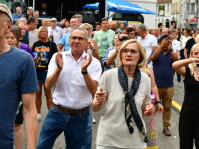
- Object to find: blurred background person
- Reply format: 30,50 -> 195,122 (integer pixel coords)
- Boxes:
12,6 -> 25,24
32,26 -> 58,120
62,19 -> 70,33
92,22 -> 101,37
25,6 -> 34,19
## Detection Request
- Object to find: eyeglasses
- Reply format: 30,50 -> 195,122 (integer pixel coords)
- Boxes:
69,36 -> 87,41
122,49 -> 139,54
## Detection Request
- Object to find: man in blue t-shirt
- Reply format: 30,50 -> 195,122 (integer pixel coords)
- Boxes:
0,4 -> 38,148
150,35 -> 178,137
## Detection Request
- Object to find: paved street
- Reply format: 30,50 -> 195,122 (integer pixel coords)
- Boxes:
22,75 -> 186,149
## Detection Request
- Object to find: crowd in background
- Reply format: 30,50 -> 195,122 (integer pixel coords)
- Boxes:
1,3 -> 199,149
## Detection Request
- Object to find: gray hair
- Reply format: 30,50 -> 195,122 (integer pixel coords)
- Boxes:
168,29 -> 176,34
136,23 -> 146,31
70,27 -> 89,40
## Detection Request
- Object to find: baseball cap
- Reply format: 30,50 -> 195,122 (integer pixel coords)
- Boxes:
50,18 -> 57,21
27,6 -> 33,10
0,3 -> 12,22
123,22 -> 128,25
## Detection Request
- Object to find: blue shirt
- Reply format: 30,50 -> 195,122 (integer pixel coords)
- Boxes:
152,51 -> 175,87
12,13 -> 25,24
59,33 -> 70,51
0,47 -> 38,147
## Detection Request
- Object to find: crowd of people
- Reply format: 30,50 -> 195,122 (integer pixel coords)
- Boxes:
0,3 -> 199,149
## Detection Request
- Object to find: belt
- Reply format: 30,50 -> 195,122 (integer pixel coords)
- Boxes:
52,103 -> 89,114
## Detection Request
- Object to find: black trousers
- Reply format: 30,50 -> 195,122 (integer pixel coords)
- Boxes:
179,104 -> 199,149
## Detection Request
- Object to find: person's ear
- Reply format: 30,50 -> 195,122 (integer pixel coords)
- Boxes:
5,22 -> 12,33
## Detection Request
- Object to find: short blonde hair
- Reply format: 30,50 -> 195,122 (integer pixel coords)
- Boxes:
117,39 -> 146,68
195,34 -> 199,43
37,26 -> 48,38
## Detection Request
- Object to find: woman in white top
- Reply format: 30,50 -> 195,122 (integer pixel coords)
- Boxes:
93,39 -> 155,149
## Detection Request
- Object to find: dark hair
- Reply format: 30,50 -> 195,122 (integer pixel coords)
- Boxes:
27,17 -> 37,25
184,28 -> 191,36
101,18 -> 108,23
159,35 -> 169,43
158,23 -> 163,28
127,27 -> 135,33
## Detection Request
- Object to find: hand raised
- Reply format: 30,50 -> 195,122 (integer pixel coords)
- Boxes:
55,52 -> 63,71
81,53 -> 92,72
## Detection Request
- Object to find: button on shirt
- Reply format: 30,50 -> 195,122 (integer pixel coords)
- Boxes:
47,50 -> 102,109
48,26 -> 64,46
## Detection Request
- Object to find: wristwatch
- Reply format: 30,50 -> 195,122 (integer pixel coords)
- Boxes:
81,71 -> 88,75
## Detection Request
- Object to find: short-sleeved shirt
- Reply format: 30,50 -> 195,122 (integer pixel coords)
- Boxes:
59,33 -> 70,51
137,33 -> 158,59
152,51 -> 175,87
93,30 -> 115,57
32,40 -> 58,71
0,47 -> 38,147
185,38 -> 195,56
172,39 -> 180,54
47,50 -> 102,109
12,13 -> 25,24
48,26 -> 64,46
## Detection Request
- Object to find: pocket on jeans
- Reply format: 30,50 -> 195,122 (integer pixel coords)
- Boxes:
50,105 -> 59,113
80,111 -> 89,120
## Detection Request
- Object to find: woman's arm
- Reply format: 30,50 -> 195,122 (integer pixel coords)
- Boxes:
172,58 -> 194,78
148,65 -> 164,113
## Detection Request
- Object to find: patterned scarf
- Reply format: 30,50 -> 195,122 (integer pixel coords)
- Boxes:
118,66 -> 148,143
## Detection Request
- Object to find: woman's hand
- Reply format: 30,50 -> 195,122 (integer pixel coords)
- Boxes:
143,104 -> 155,116
95,88 -> 107,104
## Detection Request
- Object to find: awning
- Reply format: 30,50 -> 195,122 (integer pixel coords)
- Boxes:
83,0 -> 157,15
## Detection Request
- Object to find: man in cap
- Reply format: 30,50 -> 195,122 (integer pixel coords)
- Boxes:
0,4 -> 38,148
48,18 -> 64,46
25,6 -> 34,19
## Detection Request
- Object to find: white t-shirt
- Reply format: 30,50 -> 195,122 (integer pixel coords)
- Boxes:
48,26 -> 64,46
172,39 -> 180,54
137,33 -> 158,59
180,35 -> 191,49
29,29 -> 39,48
47,50 -> 102,109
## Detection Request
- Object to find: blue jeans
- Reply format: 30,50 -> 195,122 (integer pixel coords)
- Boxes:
37,105 -> 89,149
85,105 -> 92,149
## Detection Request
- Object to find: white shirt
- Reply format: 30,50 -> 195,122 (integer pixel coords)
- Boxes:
47,50 -> 102,109
29,29 -> 39,47
137,33 -> 158,59
48,26 -> 64,46
172,39 -> 180,54
180,35 -> 191,49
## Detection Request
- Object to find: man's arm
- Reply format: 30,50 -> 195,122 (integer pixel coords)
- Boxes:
22,92 -> 37,149
105,49 -> 118,66
81,54 -> 100,95
170,50 -> 179,61
149,46 -> 162,61
58,44 -> 64,52
45,52 -> 63,89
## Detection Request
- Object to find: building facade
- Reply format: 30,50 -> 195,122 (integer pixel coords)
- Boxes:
129,0 -> 157,29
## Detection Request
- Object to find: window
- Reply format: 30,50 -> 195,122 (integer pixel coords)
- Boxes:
191,3 -> 195,13
186,3 -> 190,11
